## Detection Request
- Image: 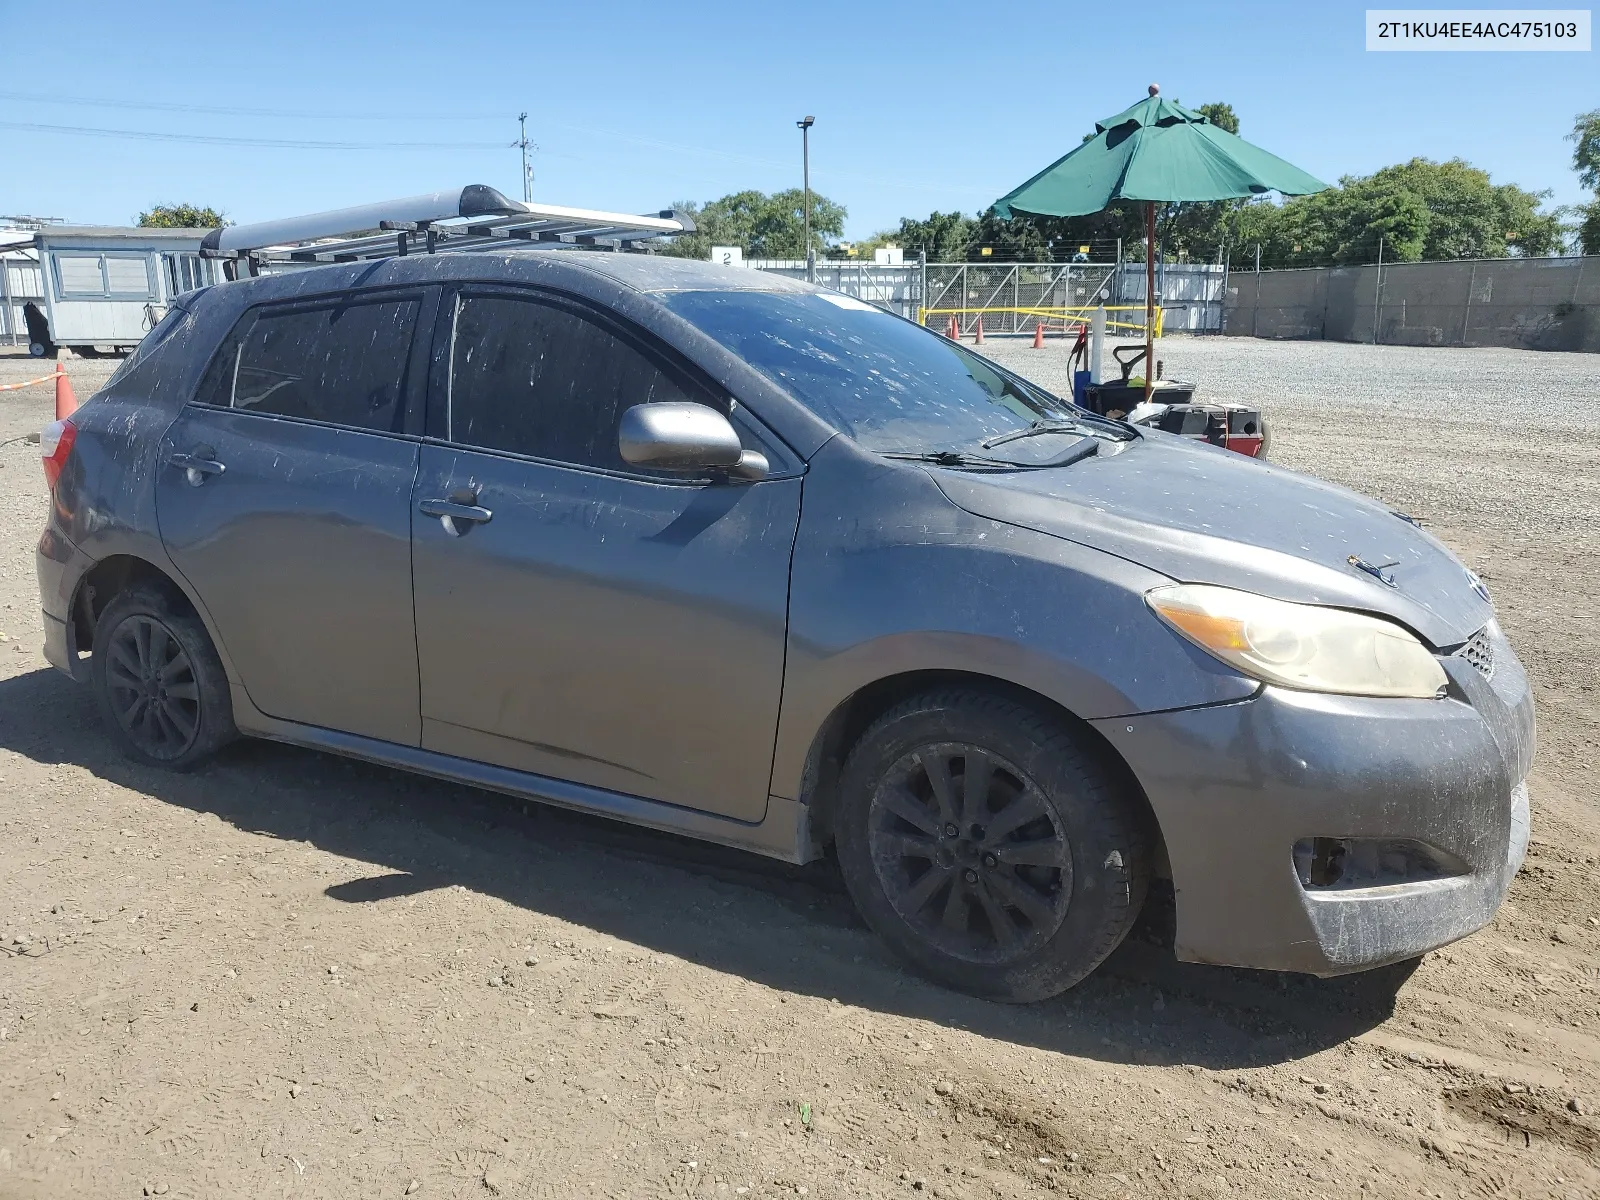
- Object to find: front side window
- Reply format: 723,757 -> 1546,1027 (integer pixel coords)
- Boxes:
205,297 -> 420,432
445,293 -> 699,471
661,289 -> 1070,453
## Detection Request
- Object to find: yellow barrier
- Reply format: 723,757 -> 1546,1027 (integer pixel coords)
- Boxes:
919,305 -> 1164,337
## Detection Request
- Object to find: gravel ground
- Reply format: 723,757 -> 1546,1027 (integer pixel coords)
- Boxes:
0,341 -> 1598,1200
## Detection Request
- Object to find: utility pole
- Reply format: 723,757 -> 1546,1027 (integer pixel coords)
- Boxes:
516,113 -> 534,204
797,115 -> 815,281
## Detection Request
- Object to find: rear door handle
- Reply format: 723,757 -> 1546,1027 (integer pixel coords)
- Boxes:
419,497 -> 493,536
169,450 -> 226,486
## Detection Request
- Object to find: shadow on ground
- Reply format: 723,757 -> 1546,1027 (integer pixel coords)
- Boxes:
0,666 -> 1416,1070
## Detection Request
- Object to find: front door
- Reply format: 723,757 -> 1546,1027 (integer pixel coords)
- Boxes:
411,289 -> 801,822
156,288 -> 433,745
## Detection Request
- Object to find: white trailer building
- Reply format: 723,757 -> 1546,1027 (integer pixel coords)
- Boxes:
15,225 -> 220,356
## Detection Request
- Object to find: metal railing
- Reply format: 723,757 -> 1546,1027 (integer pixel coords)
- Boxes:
920,304 -> 1164,338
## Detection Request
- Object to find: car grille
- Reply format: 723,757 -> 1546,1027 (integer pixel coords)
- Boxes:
1457,626 -> 1496,681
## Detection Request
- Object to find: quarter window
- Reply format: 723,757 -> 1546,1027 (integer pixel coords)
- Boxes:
446,294 -> 700,470
201,297 -> 420,433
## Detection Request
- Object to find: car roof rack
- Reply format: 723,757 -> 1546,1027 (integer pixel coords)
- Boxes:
199,185 -> 695,277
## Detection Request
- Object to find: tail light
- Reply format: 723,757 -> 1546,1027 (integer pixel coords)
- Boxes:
40,417 -> 77,491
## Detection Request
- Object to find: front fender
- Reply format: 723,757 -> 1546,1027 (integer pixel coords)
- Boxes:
769,440 -> 1258,801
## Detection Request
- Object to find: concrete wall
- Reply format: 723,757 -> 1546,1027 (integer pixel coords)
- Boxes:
1223,256 -> 1600,353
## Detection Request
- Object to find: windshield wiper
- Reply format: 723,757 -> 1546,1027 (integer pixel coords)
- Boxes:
981,417 -> 1131,449
882,449 -> 1018,468
883,439 -> 1101,470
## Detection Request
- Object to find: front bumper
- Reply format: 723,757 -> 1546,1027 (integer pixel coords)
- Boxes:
1090,625 -> 1534,976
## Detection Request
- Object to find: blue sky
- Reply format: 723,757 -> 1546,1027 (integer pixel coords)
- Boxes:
0,0 -> 1593,239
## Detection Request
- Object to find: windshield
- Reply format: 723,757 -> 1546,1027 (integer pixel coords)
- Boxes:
661,289 -> 1074,453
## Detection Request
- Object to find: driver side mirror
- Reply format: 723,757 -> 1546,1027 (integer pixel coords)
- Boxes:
618,403 -> 767,480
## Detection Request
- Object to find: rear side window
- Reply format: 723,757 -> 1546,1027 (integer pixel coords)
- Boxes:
198,296 -> 420,433
445,293 -> 699,470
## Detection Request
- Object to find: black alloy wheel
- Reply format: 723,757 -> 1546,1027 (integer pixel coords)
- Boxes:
867,743 -> 1071,964
90,584 -> 236,770
104,614 -> 202,760
834,689 -> 1149,1001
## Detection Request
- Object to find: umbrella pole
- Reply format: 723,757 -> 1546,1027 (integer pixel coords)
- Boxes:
1144,200 -> 1155,402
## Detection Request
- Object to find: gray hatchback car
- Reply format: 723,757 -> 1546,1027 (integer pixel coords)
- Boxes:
35,251 -> 1533,1001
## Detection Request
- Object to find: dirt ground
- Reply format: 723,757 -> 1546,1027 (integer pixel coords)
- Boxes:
0,339 -> 1596,1200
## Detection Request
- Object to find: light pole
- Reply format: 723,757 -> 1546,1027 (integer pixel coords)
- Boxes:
797,115 -> 814,280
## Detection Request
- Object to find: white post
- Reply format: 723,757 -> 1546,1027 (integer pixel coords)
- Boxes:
0,253 -> 13,344
1089,305 -> 1106,383
1372,235 -> 1384,345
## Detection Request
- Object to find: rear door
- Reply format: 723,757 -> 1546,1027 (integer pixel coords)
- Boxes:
410,288 -> 802,821
155,288 -> 435,745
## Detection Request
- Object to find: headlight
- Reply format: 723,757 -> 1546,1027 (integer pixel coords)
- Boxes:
1146,584 -> 1448,699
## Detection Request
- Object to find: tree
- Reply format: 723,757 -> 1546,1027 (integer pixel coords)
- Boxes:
660,189 -> 845,260
892,211 -> 978,260
1570,109 -> 1600,255
1223,158 -> 1562,266
831,230 -> 902,260
1570,108 -> 1600,192
1197,102 -> 1239,135
137,203 -> 227,228
1576,201 -> 1600,257
971,208 -> 1053,260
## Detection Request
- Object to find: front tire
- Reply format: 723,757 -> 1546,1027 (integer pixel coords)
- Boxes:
834,689 -> 1150,1002
90,586 -> 236,769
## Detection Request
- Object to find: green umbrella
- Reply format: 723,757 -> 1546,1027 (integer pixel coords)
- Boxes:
993,85 -> 1329,399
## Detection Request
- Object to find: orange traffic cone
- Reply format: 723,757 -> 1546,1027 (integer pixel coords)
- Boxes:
973,317 -> 985,345
947,316 -> 959,340
54,362 -> 77,420
1032,321 -> 1045,349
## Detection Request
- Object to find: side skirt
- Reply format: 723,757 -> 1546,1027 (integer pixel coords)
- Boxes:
232,691 -> 817,865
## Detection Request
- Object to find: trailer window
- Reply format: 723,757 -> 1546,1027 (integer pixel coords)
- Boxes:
164,254 -> 211,297
52,252 -> 155,300
55,254 -> 106,296
105,256 -> 153,295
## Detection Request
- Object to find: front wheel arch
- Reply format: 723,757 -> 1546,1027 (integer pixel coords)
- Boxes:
799,670 -> 1162,866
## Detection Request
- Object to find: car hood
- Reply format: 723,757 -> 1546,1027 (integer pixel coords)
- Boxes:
930,430 -> 1491,648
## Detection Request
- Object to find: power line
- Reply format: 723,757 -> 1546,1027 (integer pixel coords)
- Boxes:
0,89 -> 991,196
0,90 -> 502,121
0,120 -> 506,150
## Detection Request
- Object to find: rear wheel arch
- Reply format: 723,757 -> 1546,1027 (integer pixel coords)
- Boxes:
798,670 -> 1162,865
70,555 -> 204,666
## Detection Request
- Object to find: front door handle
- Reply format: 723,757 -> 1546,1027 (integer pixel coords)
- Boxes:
419,497 -> 494,537
169,449 -> 226,487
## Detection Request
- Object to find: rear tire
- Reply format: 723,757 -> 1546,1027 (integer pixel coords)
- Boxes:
90,585 -> 236,770
834,689 -> 1150,1002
